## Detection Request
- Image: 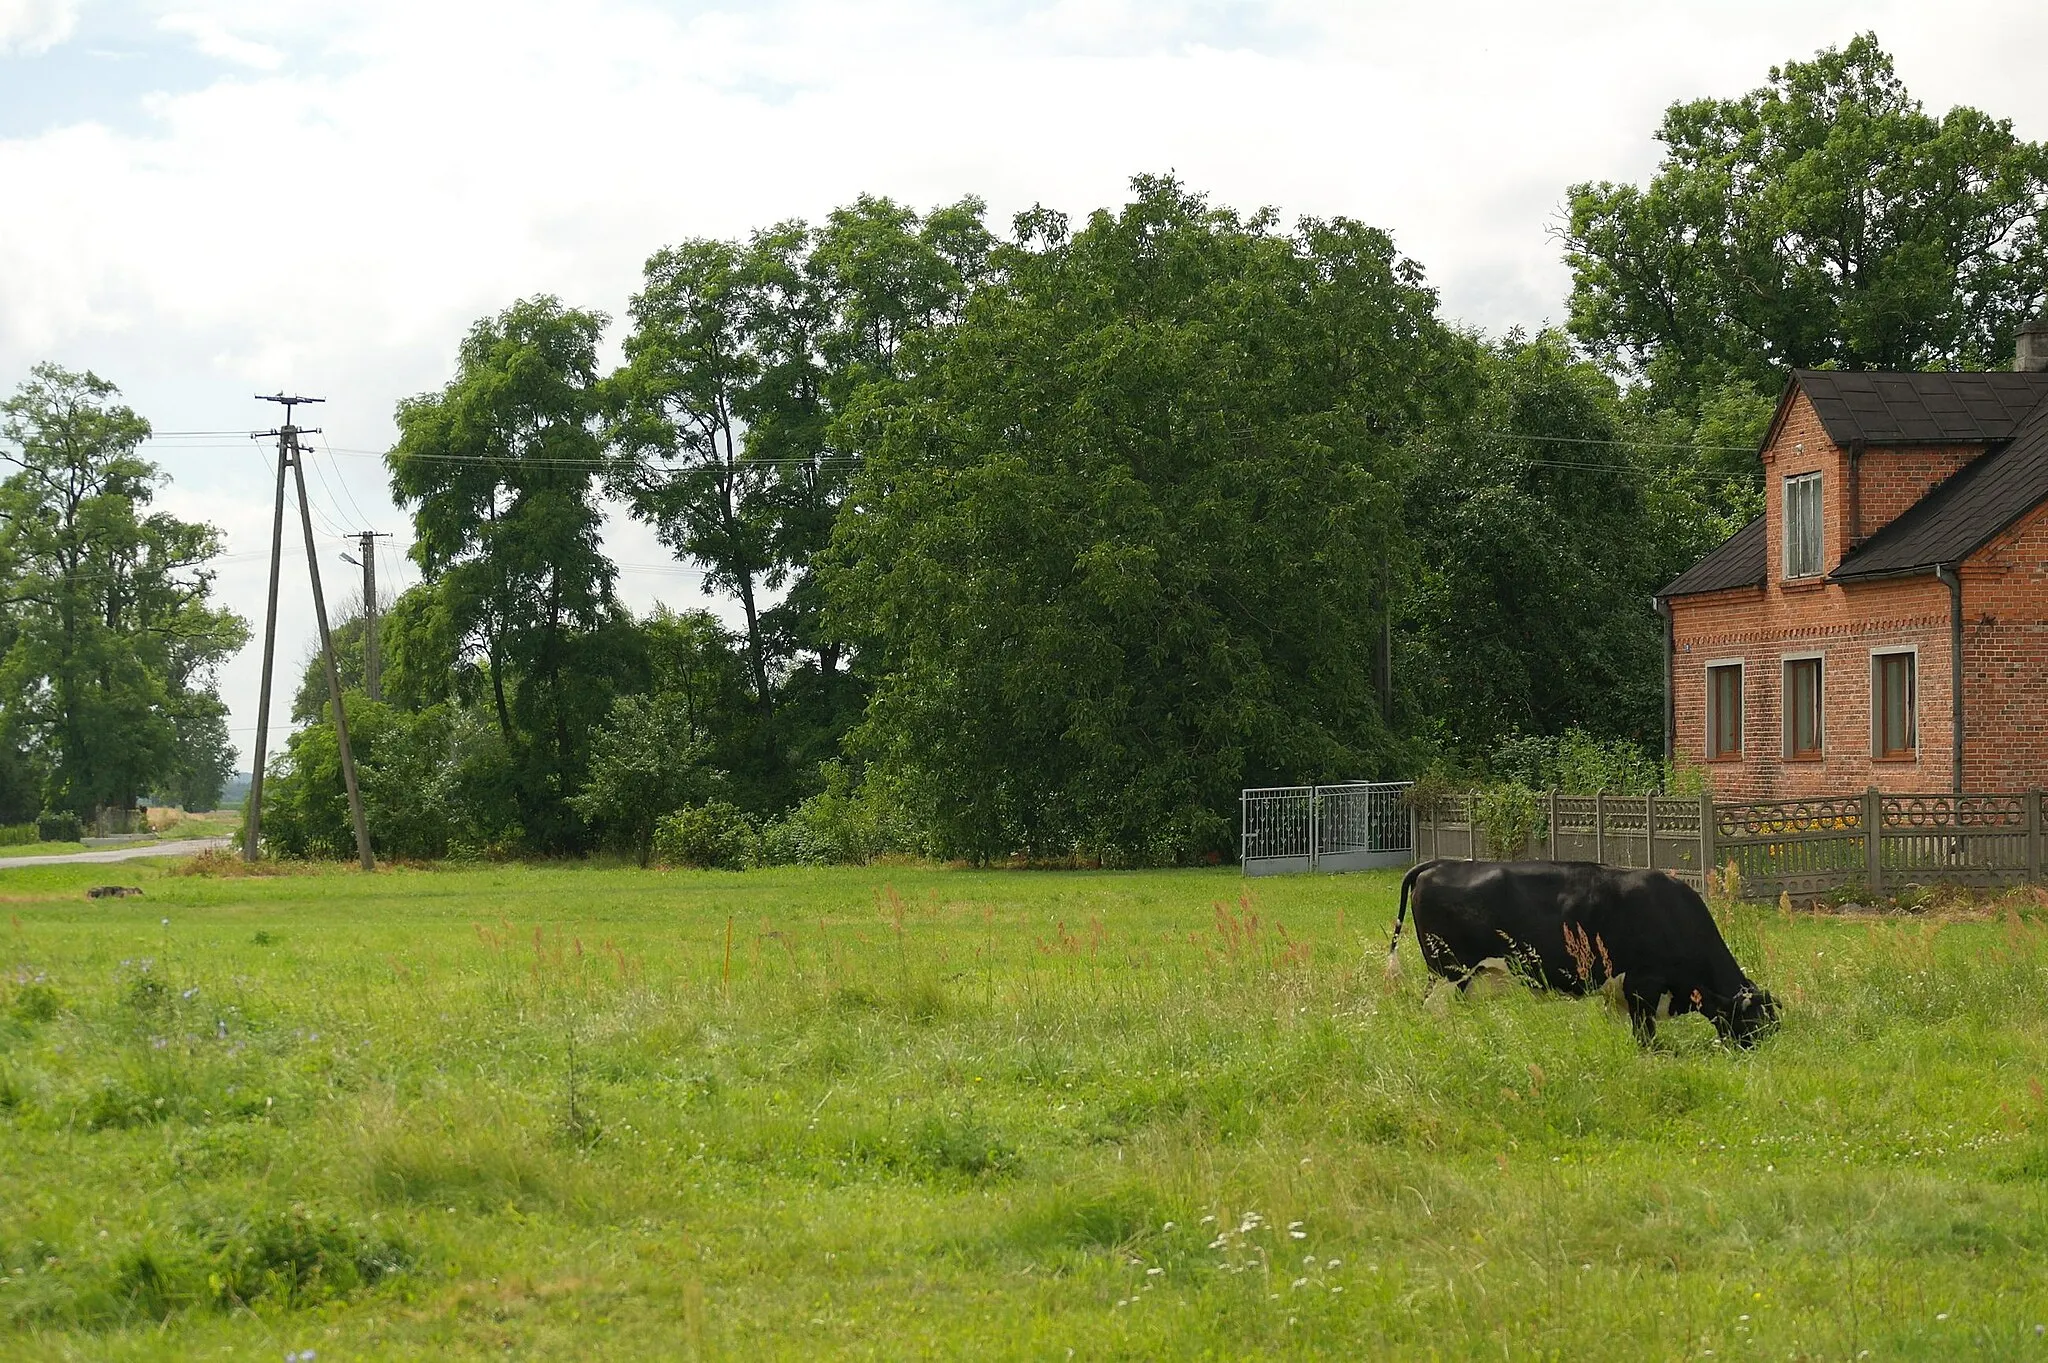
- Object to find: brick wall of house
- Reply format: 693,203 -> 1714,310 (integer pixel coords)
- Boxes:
1852,446 -> 1981,545
1761,393 -> 1848,581
1960,501 -> 2048,790
1671,576 -> 1954,798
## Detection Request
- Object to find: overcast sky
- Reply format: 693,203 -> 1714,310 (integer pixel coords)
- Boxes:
4,0 -> 2045,769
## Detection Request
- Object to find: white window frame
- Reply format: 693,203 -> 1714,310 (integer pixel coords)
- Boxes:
1870,646 -> 1919,759
1781,651 -> 1825,759
1704,658 -> 1745,759
1783,471 -> 1825,579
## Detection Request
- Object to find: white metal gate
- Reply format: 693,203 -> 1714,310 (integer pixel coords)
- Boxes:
1240,781 -> 1412,876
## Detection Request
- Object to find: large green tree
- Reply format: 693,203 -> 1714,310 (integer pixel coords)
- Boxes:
827,176 -> 1460,863
0,365 -> 246,817
608,200 -> 990,814
1402,333 -> 1739,755
387,297 -> 636,852
1565,33 -> 2048,406
607,240 -> 782,708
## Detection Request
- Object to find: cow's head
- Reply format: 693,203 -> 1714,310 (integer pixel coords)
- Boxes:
1719,985 -> 1781,1047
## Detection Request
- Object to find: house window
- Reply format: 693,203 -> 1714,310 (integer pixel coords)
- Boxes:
1706,663 -> 1743,759
1784,657 -> 1823,758
1874,651 -> 1916,758
1783,471 -> 1824,578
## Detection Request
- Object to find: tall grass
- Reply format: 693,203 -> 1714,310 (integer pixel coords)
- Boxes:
1,860 -> 2046,1358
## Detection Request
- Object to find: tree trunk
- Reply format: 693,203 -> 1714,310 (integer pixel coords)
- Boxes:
487,629 -> 513,742
738,572 -> 771,714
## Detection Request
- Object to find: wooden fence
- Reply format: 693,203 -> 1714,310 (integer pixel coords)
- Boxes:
1415,793 -> 1710,890
1414,788 -> 2048,899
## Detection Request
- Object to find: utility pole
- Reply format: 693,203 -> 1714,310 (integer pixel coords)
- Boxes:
242,395 -> 375,871
342,530 -> 391,702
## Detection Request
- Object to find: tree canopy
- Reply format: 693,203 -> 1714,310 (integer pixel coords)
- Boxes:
387,296 -> 638,851
1565,33 -> 2048,407
0,365 -> 246,818
826,176 -> 1460,862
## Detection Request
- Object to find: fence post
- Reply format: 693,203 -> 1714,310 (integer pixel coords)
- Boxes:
1595,791 -> 1606,865
2028,789 -> 2042,884
1864,785 -> 1883,897
1646,794 -> 1658,872
1547,790 -> 1557,861
1699,789 -> 1717,880
1309,787 -> 1320,873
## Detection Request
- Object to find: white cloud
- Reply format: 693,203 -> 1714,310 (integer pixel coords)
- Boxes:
156,12 -> 287,69
2,0 -> 2046,762
0,0 -> 75,54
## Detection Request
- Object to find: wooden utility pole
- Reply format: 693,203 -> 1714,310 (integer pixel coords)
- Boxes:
243,395 -> 374,871
344,530 -> 391,701
241,417 -> 292,863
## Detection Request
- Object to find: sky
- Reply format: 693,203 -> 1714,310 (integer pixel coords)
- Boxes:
3,0 -> 2046,771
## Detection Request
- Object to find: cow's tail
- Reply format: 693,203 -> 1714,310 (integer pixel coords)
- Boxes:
1386,860 -> 1430,982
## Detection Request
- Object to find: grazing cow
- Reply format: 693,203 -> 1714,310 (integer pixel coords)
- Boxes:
1387,859 -> 1778,1046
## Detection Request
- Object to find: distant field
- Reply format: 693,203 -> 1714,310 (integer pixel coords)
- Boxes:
2,857 -> 2046,1360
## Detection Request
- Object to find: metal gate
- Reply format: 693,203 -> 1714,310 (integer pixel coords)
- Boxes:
1241,781 -> 1412,876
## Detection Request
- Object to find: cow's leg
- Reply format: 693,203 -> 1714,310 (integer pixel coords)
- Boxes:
1621,974 -> 1669,1046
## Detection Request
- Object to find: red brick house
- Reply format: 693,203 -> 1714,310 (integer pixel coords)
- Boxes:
1656,321 -> 2048,797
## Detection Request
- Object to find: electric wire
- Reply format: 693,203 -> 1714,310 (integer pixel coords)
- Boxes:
308,431 -> 382,533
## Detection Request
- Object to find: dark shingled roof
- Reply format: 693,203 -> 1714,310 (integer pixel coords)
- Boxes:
1658,516 -> 1765,599
1794,370 -> 2048,446
1833,397 -> 2048,580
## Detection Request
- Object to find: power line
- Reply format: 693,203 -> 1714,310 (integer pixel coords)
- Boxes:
1471,430 -> 1759,452
308,431 -> 382,531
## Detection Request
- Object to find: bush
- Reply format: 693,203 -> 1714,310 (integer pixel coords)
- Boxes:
36,810 -> 83,843
755,761 -> 917,866
653,801 -> 758,870
0,823 -> 36,846
1487,728 -> 1667,795
756,814 -> 834,867
1471,782 -> 1542,858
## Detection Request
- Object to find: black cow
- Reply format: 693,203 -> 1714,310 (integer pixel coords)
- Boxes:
1387,859 -> 1779,1046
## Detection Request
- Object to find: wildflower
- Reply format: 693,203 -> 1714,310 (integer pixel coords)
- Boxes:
1936,1313 -> 1949,1321
1161,1222 -> 1174,1232
1291,1277 -> 1308,1289
1145,1267 -> 1162,1276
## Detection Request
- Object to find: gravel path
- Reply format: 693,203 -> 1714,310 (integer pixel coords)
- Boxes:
0,837 -> 231,869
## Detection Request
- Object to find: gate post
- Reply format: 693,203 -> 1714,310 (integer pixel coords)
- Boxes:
1646,794 -> 1658,872
1699,789 -> 1717,882
2028,789 -> 2042,884
1309,787 -> 1320,873
1864,786 -> 1883,897
1595,791 -> 1606,865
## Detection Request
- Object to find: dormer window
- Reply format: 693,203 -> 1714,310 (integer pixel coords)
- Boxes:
1783,471 -> 1824,578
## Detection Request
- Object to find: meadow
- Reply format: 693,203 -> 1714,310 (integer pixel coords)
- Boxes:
2,856 -> 2047,1360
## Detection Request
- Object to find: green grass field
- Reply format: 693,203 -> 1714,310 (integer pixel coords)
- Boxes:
3,857 -> 2047,1360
